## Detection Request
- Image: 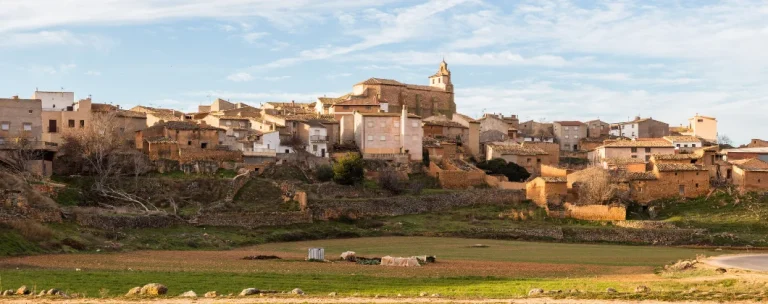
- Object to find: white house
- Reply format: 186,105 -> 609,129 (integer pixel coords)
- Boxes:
663,136 -> 703,153
305,121 -> 329,157
32,91 -> 75,111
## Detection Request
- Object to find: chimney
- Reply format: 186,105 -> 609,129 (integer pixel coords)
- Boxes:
291,100 -> 295,107
634,116 -> 641,121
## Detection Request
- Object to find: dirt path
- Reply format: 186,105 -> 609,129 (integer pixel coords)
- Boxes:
706,254 -> 768,271
0,297 -> 758,304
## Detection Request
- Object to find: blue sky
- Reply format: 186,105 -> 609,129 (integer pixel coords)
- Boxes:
1,0 -> 767,145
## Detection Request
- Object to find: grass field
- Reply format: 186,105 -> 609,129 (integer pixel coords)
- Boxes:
0,236 -> 753,300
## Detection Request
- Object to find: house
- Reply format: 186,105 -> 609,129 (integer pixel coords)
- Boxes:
298,120 -> 329,158
746,139 -> 768,148
663,136 -> 703,153
526,177 -> 568,207
479,114 -> 519,142
609,117 -> 669,139
262,101 -> 315,114
40,96 -> 90,144
197,98 -> 251,113
0,96 -> 56,176
323,61 -> 456,119
589,139 -> 675,165
353,106 -> 423,161
673,114 -> 717,143
451,113 -> 481,157
729,158 -> 768,191
129,106 -> 184,127
90,103 -> 148,143
422,116 -> 469,142
553,121 -> 586,151
199,113 -> 251,148
423,138 -> 459,161
485,142 -> 554,174
586,119 -> 610,138
601,157 -> 647,173
721,147 -> 768,162
32,90 -> 75,111
519,120 -> 555,143
136,121 -> 225,151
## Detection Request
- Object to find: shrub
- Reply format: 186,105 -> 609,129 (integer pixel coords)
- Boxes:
477,158 -> 530,182
315,165 -> 334,182
379,170 -> 406,194
333,153 -> 364,185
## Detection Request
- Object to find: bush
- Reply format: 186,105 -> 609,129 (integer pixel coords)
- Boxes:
476,158 -> 530,182
315,165 -> 334,182
333,153 -> 364,185
379,170 -> 406,195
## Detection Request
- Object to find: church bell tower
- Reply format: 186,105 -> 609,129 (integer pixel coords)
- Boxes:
428,59 -> 452,92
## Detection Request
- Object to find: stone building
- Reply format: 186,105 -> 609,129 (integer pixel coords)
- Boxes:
353,106 -> 423,161
589,139 -> 675,165
553,121 -> 586,151
663,136 -> 703,153
586,119 -> 610,138
324,61 -> 455,119
451,113 -> 481,157
729,158 -> 768,191
526,177 -> 567,207
519,120 -> 555,142
485,142 -> 555,174
609,117 -> 669,139
129,106 -> 184,127
0,96 -> 55,176
422,116 -> 469,142
721,147 -> 768,162
746,139 -> 768,148
478,114 -> 519,142
41,97 -> 91,144
135,121 -> 225,151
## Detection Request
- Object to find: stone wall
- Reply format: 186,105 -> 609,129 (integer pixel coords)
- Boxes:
309,189 -> 523,220
75,213 -> 181,230
427,160 -> 487,189
540,165 -> 571,177
562,226 -> 706,245
194,211 -> 312,228
179,149 -> 242,163
562,203 -> 626,221
485,174 -> 525,190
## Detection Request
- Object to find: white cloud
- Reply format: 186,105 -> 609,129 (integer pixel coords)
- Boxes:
85,70 -> 101,76
242,32 -> 269,44
0,30 -> 115,49
184,90 -> 347,103
218,24 -> 237,32
0,0 -> 399,33
337,12 -> 356,26
260,75 -> 291,81
226,72 -> 254,82
344,51 -> 571,67
23,63 -> 77,75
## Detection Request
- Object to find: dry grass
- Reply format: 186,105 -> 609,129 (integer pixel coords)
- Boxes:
6,220 -> 54,242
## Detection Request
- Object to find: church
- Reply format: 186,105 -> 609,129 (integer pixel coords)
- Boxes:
316,60 -> 456,119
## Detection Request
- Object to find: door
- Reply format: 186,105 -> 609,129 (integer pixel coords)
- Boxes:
678,185 -> 685,196
321,149 -> 326,158
48,120 -> 57,133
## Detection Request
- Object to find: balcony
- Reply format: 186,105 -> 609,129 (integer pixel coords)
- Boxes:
243,148 -> 277,157
310,135 -> 328,143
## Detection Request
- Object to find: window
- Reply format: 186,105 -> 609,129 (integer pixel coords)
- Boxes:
697,119 -> 703,123
564,126 -> 569,130
645,155 -> 651,161
527,158 -> 531,163
79,120 -> 85,128
0,122 -> 9,131
695,183 -> 699,188
367,135 -> 373,141
631,155 -> 638,158
563,144 -> 568,149
565,135 -> 569,139
201,143 -> 208,149
683,144 -> 688,148
645,148 -> 651,153
380,135 -> 386,141
23,123 -> 32,131
68,120 -> 75,128
574,135 -> 578,139
696,172 -> 699,176
367,122 -> 373,128
366,106 -> 372,110
28,110 -> 32,114
676,144 -> 680,147
631,147 -> 638,153
285,149 -> 290,153
691,144 -> 697,147
574,127 -> 579,131
313,145 -> 318,151
394,122 -> 400,128
188,141 -> 192,146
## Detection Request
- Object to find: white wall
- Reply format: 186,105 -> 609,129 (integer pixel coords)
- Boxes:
306,126 -> 329,157
32,91 -> 75,110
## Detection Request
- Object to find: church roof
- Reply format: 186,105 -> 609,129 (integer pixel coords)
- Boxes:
356,78 -> 404,86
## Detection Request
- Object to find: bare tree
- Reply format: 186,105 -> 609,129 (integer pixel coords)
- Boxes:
718,134 -> 733,147
0,132 -> 44,181
60,112 -> 158,212
575,167 -> 626,205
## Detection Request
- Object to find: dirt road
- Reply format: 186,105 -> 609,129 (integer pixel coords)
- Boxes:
707,254 -> 768,271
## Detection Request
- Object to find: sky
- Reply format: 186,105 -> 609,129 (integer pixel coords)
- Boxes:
1,0 -> 767,145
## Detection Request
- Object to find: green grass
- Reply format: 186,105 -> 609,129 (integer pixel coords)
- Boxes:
253,236 -> 726,267
0,229 -> 43,256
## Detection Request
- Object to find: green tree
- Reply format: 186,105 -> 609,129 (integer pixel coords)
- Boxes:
333,153 -> 364,185
315,165 -> 334,182
476,158 -> 530,182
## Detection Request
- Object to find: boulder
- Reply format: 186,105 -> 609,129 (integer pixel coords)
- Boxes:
328,292 -> 337,297
204,291 -> 218,298
716,268 -> 727,274
140,283 -> 168,296
239,288 -> 260,296
16,286 -> 30,295
38,290 -> 47,296
125,287 -> 142,296
46,289 -> 61,296
179,291 -> 197,298
528,288 -> 544,296
340,251 -> 356,262
419,291 -> 428,297
635,285 -> 650,293
431,293 -> 441,297
606,288 -> 617,294
291,288 -> 304,295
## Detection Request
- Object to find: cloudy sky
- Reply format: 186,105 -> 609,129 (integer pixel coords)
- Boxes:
1,0 -> 767,144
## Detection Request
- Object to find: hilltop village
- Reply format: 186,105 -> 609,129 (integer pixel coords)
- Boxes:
1,60 -> 767,224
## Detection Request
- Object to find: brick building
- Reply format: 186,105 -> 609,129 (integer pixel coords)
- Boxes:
0,96 -> 56,176
526,177 -> 567,207
729,158 -> 768,191
586,119 -> 610,138
589,139 -> 675,165
136,121 -> 225,151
